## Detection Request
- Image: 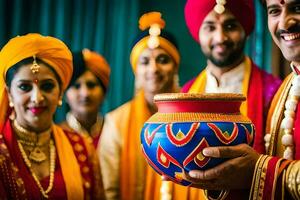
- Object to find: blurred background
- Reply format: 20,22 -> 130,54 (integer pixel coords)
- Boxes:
0,0 -> 290,119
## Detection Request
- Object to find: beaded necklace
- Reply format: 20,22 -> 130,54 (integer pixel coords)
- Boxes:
17,139 -> 56,199
265,63 -> 300,159
13,120 -> 56,198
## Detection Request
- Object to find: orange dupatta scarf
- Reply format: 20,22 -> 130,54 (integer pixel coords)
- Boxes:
120,91 -> 153,200
52,125 -> 84,200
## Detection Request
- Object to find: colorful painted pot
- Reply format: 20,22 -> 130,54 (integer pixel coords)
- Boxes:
140,93 -> 254,186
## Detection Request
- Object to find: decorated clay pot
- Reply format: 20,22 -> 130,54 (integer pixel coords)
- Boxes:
140,93 -> 254,186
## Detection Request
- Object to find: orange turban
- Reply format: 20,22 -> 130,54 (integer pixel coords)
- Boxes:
0,33 -> 72,128
82,49 -> 110,90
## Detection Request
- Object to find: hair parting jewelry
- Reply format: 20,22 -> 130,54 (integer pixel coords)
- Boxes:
30,55 -> 40,74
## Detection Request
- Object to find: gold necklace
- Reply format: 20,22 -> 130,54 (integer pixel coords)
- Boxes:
13,120 -> 52,163
17,139 -> 56,199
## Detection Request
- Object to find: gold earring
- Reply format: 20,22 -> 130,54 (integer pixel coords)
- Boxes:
58,99 -> 63,106
9,110 -> 15,120
9,101 -> 14,108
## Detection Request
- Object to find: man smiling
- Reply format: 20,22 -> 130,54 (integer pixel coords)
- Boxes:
182,0 -> 281,155
156,0 -> 281,199
183,0 -> 300,199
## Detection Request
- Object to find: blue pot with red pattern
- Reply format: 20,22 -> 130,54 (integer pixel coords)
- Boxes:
140,93 -> 255,186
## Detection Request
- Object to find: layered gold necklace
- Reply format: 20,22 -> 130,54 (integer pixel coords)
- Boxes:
13,120 -> 56,198
13,120 -> 52,163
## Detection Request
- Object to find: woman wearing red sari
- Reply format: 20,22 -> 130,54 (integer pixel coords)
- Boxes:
0,33 -> 105,199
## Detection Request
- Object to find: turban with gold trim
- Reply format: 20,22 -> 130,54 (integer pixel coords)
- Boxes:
0,33 -> 72,128
130,12 -> 180,73
184,0 -> 255,42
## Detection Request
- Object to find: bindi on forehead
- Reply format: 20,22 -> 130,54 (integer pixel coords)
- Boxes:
280,0 -> 285,4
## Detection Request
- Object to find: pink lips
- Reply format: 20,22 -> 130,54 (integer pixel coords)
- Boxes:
29,107 -> 46,115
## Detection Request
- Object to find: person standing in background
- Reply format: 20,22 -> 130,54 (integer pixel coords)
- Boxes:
60,49 -> 110,149
99,12 -> 181,200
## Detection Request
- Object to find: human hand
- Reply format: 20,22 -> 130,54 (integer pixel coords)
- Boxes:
184,144 -> 260,190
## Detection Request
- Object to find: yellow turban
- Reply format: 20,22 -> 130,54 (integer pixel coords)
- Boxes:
130,36 -> 180,73
82,49 -> 110,90
0,33 -> 73,128
130,12 -> 180,73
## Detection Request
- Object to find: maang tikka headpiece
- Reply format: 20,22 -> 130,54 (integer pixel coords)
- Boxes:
214,0 -> 227,14
30,55 -> 40,74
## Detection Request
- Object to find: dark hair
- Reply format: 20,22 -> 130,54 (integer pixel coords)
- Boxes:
6,57 -> 62,90
131,30 -> 179,51
68,51 -> 107,93
68,51 -> 86,87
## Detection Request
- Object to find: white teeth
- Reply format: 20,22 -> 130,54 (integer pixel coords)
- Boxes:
283,33 -> 300,41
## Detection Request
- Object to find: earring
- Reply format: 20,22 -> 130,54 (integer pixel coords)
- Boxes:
58,99 -> 63,106
9,101 -> 14,108
9,110 -> 15,120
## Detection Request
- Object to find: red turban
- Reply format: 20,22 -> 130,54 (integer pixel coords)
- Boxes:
184,0 -> 255,42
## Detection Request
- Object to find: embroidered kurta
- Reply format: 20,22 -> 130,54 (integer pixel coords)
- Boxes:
248,72 -> 300,199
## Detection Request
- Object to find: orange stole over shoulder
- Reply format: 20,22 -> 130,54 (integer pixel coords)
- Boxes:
120,91 -> 157,200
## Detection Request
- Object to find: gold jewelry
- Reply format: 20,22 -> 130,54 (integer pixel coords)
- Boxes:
265,63 -> 300,159
9,101 -> 14,107
17,139 -> 56,199
31,55 -> 40,74
13,120 -> 52,163
204,189 -> 229,200
58,99 -> 63,106
214,0 -> 226,14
